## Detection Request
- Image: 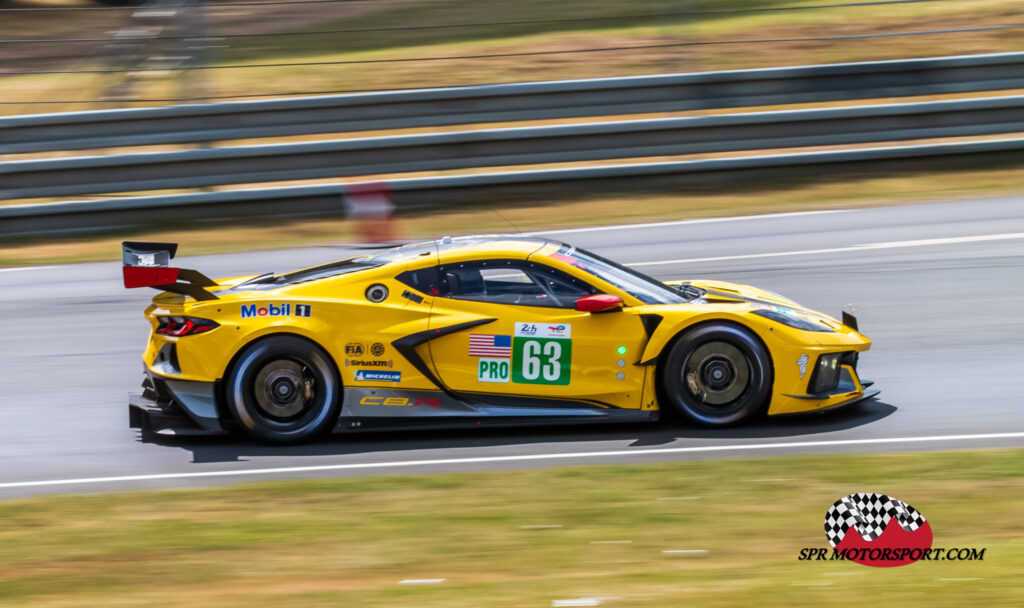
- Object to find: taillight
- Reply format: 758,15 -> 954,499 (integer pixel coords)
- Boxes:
155,316 -> 219,337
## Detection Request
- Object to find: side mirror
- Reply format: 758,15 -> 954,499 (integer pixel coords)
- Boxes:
576,294 -> 623,313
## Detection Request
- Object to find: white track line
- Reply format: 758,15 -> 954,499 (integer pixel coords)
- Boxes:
3,431 -> 1024,490
628,232 -> 1024,267
0,266 -> 58,273
524,210 -> 850,236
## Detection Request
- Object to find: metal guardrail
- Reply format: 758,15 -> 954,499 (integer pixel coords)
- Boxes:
4,138 -> 1024,237
4,94 -> 1024,200
4,52 -> 1024,154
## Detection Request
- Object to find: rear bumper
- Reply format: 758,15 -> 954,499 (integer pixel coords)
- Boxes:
129,372 -> 227,437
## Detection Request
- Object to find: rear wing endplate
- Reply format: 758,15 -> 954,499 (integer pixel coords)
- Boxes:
122,241 -> 219,301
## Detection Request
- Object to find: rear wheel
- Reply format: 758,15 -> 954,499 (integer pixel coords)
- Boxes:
226,335 -> 340,443
660,323 -> 772,426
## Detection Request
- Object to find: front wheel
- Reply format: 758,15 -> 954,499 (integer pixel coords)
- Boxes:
660,323 -> 772,426
226,335 -> 340,443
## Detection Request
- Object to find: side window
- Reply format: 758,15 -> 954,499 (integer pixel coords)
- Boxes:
438,260 -> 597,308
445,264 -> 547,306
529,264 -> 598,305
396,267 -> 443,296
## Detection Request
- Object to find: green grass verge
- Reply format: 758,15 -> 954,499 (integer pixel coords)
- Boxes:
1,448 -> 1022,606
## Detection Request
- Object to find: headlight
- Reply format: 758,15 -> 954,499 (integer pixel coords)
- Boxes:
809,353 -> 842,394
751,308 -> 834,332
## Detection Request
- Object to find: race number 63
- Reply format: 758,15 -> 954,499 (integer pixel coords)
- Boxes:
513,337 -> 571,385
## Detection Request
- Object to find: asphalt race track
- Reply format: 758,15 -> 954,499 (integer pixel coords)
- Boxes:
2,197 -> 1023,498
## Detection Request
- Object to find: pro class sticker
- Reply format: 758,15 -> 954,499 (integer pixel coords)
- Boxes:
512,322 -> 571,385
477,357 -> 511,383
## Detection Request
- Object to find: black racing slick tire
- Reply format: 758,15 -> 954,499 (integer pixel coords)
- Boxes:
660,323 -> 772,427
226,335 -> 340,443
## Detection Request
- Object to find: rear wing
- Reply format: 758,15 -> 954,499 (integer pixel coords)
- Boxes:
122,241 -> 219,301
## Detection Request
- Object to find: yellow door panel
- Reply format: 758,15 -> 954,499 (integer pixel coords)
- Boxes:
427,298 -> 648,409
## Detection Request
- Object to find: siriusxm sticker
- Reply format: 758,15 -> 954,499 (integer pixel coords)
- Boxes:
241,303 -> 312,318
354,370 -> 401,382
345,359 -> 394,368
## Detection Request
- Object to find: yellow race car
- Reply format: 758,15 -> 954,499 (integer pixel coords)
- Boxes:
124,236 -> 877,443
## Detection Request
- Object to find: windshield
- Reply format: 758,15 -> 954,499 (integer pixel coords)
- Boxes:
549,244 -> 688,305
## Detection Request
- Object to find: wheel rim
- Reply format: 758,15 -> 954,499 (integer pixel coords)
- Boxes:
682,341 -> 750,408
252,358 -> 317,422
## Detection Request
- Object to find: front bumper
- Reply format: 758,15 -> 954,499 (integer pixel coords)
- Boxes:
774,356 -> 880,415
128,372 -> 227,437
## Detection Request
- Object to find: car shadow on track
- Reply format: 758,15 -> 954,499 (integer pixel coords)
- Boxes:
139,398 -> 897,464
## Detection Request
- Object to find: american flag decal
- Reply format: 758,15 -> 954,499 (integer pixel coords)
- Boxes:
469,334 -> 511,357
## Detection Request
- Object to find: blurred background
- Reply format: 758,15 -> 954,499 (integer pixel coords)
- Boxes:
2,0 -> 1024,263
3,0 -> 1023,110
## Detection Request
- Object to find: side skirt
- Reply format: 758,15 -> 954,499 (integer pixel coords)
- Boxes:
335,386 -> 656,432
335,410 -> 658,433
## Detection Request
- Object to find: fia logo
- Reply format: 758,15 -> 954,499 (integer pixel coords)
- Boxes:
345,343 -> 364,356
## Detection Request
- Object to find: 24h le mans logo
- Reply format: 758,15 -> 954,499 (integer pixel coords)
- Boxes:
824,492 -> 933,567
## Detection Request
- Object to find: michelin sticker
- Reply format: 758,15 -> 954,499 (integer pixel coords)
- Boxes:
512,322 -> 572,385
354,370 -> 401,382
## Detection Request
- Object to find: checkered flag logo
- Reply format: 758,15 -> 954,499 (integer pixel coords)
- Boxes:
824,492 -> 926,547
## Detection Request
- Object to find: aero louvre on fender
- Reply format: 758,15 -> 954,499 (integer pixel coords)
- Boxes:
639,314 -> 663,338
391,318 -> 497,392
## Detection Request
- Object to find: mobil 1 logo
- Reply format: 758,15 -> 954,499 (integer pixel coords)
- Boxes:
512,322 -> 571,385
241,302 -> 312,318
